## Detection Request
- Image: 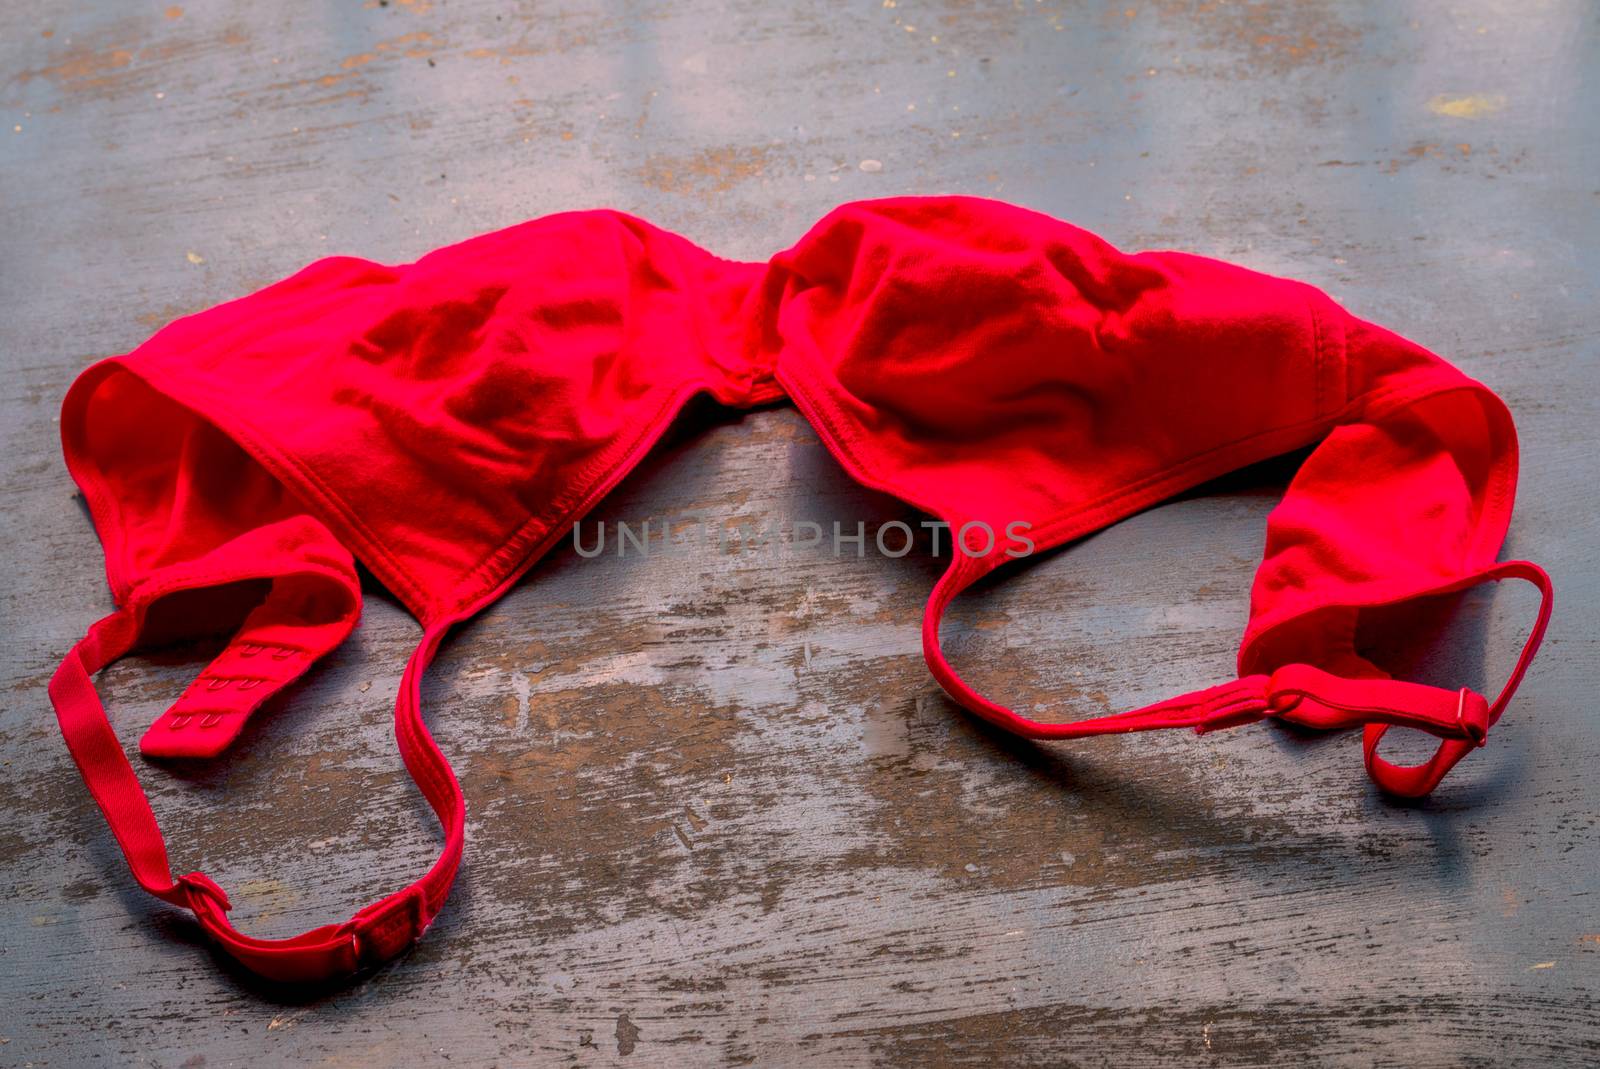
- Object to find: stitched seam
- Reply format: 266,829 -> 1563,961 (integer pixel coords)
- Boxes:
776,345 -> 1444,559
775,359 -> 949,521
442,379 -> 707,618
217,414 -> 429,609
452,388 -> 683,593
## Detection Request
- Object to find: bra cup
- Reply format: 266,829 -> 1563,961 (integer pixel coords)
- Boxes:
103,211 -> 773,619
80,195 -> 1504,652
770,198 -> 1340,543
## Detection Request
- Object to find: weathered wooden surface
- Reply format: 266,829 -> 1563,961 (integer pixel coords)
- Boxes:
2,1 -> 1597,1065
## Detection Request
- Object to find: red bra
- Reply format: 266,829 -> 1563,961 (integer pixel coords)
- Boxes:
51,196 -> 1552,984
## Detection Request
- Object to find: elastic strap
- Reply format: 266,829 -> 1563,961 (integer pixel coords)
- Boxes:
922,554 -> 1552,794
921,555 -> 1278,738
48,610 -> 464,983
1361,560 -> 1554,797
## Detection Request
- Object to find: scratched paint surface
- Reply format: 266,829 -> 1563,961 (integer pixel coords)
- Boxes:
2,1 -> 1597,1066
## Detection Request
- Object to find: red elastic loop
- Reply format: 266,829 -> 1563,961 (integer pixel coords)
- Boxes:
921,547 -> 1552,801
1266,664 -> 1491,744
177,871 -> 233,914
342,885 -> 433,969
1363,561 -> 1553,797
48,608 -> 466,984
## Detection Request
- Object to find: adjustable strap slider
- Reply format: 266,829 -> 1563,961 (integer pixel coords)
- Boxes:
340,885 -> 431,969
1267,663 -> 1490,744
1454,687 -> 1490,747
1188,675 -> 1274,736
176,871 -> 233,916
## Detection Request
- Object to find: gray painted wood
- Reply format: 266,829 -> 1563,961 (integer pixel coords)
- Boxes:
1,1 -> 1596,1066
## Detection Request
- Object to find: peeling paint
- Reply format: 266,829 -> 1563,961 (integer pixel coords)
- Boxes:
1428,92 -> 1507,119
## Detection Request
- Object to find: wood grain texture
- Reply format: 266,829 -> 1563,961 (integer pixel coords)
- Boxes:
2,1 -> 1596,1066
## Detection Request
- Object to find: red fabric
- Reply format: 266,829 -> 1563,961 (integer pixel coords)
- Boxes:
50,196 -> 1552,983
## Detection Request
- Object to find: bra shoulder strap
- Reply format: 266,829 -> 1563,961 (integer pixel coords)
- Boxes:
49,608 -> 464,983
1359,560 -> 1554,797
921,554 -> 1279,738
921,552 -> 1552,795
